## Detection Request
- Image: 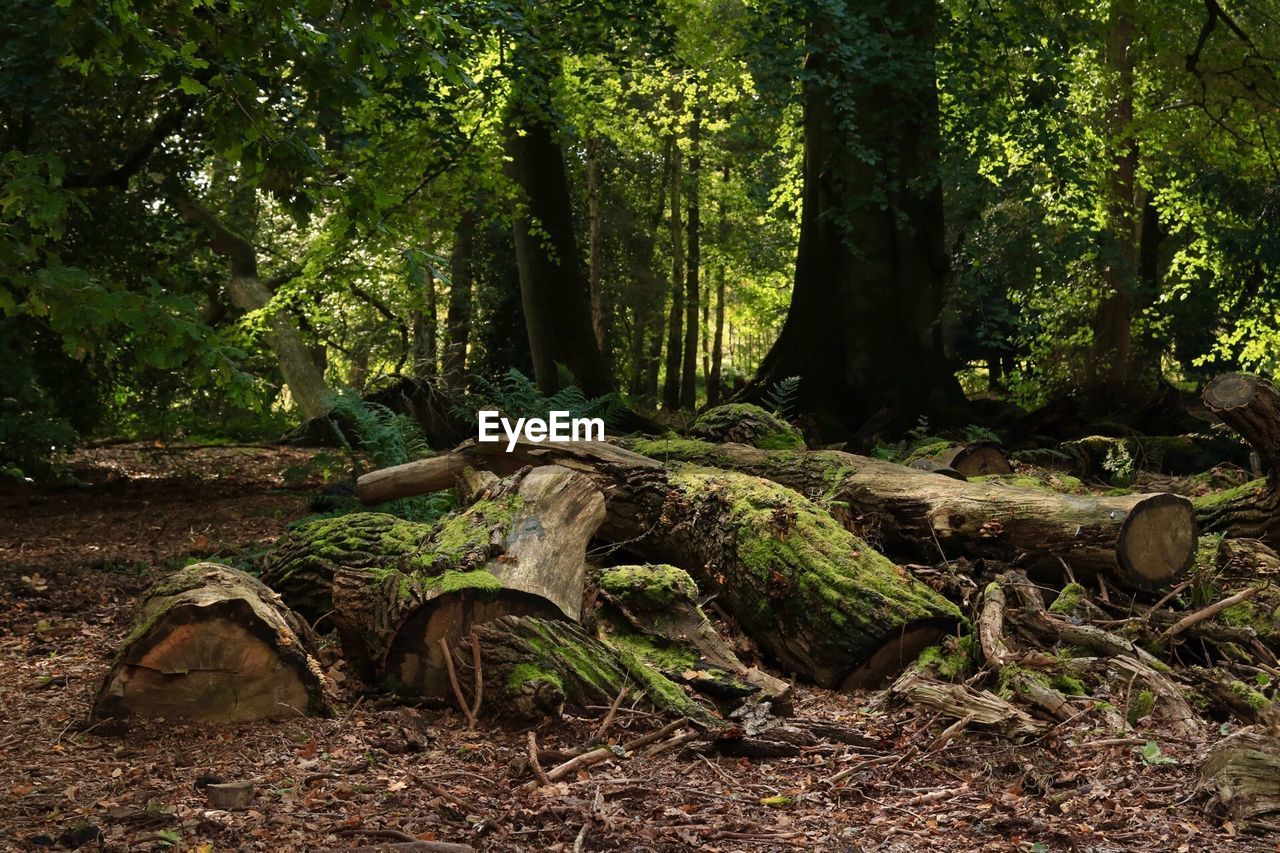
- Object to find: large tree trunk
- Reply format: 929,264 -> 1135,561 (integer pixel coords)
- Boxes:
662,138 -> 685,410
505,57 -> 613,397
746,0 -> 964,437
443,209 -> 476,378
625,436 -> 1196,590
1196,373 -> 1280,540
680,100 -> 701,410
365,440 -> 963,690
586,136 -> 606,352
93,564 -> 327,723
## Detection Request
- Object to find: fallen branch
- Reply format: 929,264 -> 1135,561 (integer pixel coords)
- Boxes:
1160,586 -> 1263,643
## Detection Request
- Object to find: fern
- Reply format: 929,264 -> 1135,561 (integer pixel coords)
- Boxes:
329,388 -> 430,472
451,368 -> 623,428
763,375 -> 801,417
962,424 -> 1002,445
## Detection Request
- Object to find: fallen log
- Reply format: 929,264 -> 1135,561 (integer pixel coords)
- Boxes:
913,441 -> 1012,477
364,439 -> 963,689
1202,730 -> 1280,822
1197,373 -> 1280,541
885,668 -> 1047,738
1062,433 -> 1253,484
330,465 -> 606,700
625,437 -> 1196,590
93,563 -> 327,723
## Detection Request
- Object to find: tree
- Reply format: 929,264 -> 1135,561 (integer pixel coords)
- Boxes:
749,0 -> 965,436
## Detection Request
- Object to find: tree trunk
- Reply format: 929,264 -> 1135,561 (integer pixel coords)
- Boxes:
586,136 -> 606,352
708,168 -> 728,407
662,138 -> 685,410
746,0 -> 965,437
1201,730 -> 1280,821
505,56 -> 613,396
93,563 -> 327,723
680,101 -> 701,410
1086,0 -> 1145,408
171,191 -> 332,420
380,440 -> 963,690
328,466 -> 605,700
1196,373 -> 1280,541
412,268 -> 438,379
443,209 -> 476,378
627,142 -> 673,401
625,437 -> 1196,590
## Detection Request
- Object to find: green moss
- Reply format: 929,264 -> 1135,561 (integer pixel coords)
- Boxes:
630,436 -> 722,458
1194,479 -> 1266,512
691,403 -> 806,450
904,439 -> 954,463
606,630 -> 699,671
614,646 -> 708,721
1229,680 -> 1271,712
1221,600 -> 1277,636
1194,534 -> 1225,573
672,466 -> 962,636
1052,674 -> 1087,696
429,569 -> 503,596
598,565 -> 699,609
1128,689 -> 1155,725
916,636 -> 973,680
972,473 -> 1088,495
506,663 -> 564,696
1049,583 -> 1087,616
997,663 -> 1051,699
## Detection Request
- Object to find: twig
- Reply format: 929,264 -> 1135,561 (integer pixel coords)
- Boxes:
639,730 -> 701,759
621,717 -> 688,752
439,637 -> 476,730
927,713 -> 975,754
527,731 -> 550,787
540,747 -> 617,784
1145,581 -> 1192,616
593,685 -> 630,742
1160,586 -> 1262,642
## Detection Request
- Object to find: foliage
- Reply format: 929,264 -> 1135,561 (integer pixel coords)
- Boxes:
451,369 -> 624,428
762,375 -> 801,418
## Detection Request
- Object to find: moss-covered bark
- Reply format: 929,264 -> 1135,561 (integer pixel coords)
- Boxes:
625,437 -> 1196,590
467,440 -> 962,689
689,403 -> 805,450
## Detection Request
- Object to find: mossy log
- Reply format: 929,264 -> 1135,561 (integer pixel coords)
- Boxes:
1198,373 -> 1280,541
625,438 -> 1196,590
93,563 -> 327,723
330,465 -> 606,700
441,615 -> 710,723
597,564 -> 792,704
689,403 -> 806,450
913,442 -> 1012,478
1202,730 -> 1280,821
414,440 -> 964,690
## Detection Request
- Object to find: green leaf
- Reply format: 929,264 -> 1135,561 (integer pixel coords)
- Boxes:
177,76 -> 207,95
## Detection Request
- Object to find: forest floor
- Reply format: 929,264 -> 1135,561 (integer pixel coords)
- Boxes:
0,444 -> 1268,851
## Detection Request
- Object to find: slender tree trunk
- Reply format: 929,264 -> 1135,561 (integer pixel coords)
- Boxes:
170,189 -> 332,420
680,101 -> 702,410
1087,0 -> 1142,407
412,267 -> 438,379
628,142 -> 673,402
708,166 -> 728,407
662,139 -> 684,410
444,209 -> 476,379
586,136 -> 606,352
746,0 -> 964,437
505,54 -> 613,397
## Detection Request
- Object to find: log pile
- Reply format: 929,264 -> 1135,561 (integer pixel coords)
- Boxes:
95,372 -> 1280,830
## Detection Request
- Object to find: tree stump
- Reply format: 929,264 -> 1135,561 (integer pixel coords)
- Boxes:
93,563 -> 326,723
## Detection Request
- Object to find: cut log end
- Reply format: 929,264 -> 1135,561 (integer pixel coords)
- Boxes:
1117,492 -> 1197,588
937,443 -> 1013,477
1205,373 -> 1263,411
94,564 -> 326,724
839,618 -> 956,691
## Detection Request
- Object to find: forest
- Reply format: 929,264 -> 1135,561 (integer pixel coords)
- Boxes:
5,0 -> 1280,849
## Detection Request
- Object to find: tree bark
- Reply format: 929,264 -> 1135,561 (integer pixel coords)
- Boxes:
626,438 -> 1196,590
505,56 -> 613,396
93,563 -> 327,723
746,0 -> 964,436
662,137 -> 685,410
171,190 -> 332,420
708,167 -> 728,407
680,100 -> 702,410
586,136 -> 606,352
1196,373 -> 1280,540
386,440 -> 963,689
411,267 -> 438,379
443,209 -> 476,378
1201,730 -> 1280,821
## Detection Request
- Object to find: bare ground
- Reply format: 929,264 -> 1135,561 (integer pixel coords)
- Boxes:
0,444 -> 1268,851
